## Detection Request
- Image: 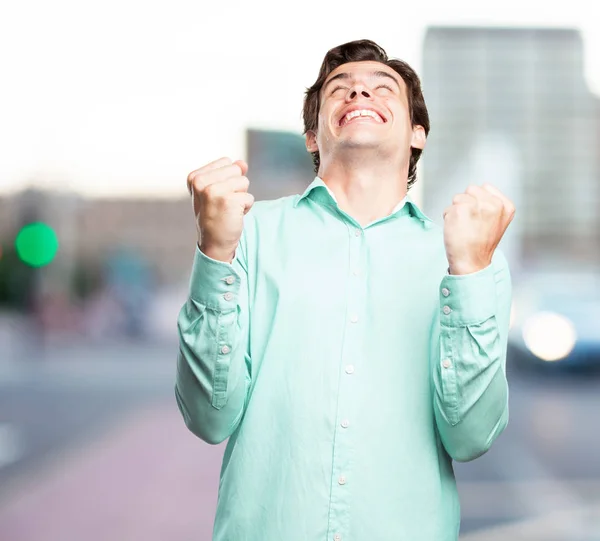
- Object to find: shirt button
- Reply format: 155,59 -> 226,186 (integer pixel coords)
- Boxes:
354,229 -> 361,237
442,305 -> 452,315
442,359 -> 451,369
441,287 -> 450,297
221,345 -> 231,355
352,268 -> 360,276
345,365 -> 355,375
341,419 -> 350,428
224,292 -> 234,301
350,314 -> 359,323
225,276 -> 235,285
338,475 -> 346,485
334,535 -> 342,541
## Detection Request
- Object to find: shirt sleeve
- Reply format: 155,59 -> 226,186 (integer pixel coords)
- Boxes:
432,248 -> 511,462
175,232 -> 251,445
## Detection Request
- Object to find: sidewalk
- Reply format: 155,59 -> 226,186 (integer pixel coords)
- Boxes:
0,398 -> 223,541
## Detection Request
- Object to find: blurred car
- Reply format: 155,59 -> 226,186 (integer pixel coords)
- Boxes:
507,268 -> 600,373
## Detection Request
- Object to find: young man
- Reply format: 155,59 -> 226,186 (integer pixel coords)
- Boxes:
177,39 -> 515,541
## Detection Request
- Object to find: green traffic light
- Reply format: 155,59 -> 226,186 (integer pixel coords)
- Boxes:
15,222 -> 59,267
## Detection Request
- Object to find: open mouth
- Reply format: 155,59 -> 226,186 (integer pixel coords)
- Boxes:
339,109 -> 386,127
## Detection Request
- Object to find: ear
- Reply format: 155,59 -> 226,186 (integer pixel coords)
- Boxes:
306,130 -> 318,153
410,125 -> 426,150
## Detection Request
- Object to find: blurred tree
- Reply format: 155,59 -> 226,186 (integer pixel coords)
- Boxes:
2,189 -> 46,313
0,241 -> 35,311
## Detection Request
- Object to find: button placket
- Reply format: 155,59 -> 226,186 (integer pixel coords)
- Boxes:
327,224 -> 364,541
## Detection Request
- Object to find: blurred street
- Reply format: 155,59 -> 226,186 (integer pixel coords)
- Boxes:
0,340 -> 599,540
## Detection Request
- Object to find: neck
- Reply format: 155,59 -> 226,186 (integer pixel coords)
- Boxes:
319,153 -> 409,226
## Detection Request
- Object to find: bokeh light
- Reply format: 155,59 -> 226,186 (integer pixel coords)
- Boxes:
14,222 -> 59,267
522,311 -> 577,361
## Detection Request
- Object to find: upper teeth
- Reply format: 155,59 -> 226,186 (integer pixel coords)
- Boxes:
342,109 -> 383,125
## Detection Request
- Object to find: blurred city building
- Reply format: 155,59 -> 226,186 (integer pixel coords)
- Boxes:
0,188 -> 195,285
0,188 -> 197,339
0,128 -> 315,339
421,27 -> 600,271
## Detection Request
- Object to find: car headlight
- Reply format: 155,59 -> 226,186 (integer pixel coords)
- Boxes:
522,311 -> 577,361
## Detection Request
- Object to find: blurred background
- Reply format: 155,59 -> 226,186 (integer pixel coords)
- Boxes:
1,0 -> 600,539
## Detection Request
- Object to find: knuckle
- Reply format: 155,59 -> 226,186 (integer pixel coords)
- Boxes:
220,196 -> 237,212
488,195 -> 503,209
212,157 -> 232,170
203,183 -> 218,199
192,177 -> 206,193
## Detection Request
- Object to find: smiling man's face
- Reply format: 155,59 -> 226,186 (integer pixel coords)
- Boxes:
306,61 -> 425,167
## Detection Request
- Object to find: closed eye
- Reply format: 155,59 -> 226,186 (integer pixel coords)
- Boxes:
376,84 -> 394,92
330,86 -> 347,95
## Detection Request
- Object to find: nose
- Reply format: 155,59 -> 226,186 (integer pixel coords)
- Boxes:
346,84 -> 372,101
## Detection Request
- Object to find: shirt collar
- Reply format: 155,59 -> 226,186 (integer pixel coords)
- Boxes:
293,176 -> 434,225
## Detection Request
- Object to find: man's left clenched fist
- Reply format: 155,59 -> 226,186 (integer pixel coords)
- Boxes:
443,183 -> 515,275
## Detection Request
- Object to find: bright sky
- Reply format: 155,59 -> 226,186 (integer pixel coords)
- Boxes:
1,0 -> 598,198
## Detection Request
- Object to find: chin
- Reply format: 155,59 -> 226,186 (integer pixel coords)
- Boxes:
338,136 -> 384,149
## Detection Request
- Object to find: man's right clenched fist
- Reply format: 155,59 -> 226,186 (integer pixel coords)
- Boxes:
187,157 -> 255,263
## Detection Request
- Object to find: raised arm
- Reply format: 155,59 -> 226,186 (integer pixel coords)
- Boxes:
175,156 -> 254,444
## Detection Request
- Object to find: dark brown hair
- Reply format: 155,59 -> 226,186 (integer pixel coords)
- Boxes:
303,39 -> 430,189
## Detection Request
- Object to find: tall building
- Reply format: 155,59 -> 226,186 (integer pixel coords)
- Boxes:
421,27 -> 600,269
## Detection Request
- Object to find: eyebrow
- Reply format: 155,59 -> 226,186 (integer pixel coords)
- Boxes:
323,70 -> 402,92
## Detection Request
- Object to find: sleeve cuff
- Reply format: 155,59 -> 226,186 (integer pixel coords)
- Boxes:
188,245 -> 241,312
439,262 -> 497,327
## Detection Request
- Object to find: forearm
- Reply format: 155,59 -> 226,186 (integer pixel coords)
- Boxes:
175,244 -> 251,445
433,250 -> 511,461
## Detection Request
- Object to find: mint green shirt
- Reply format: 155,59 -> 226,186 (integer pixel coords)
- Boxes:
175,176 -> 511,541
